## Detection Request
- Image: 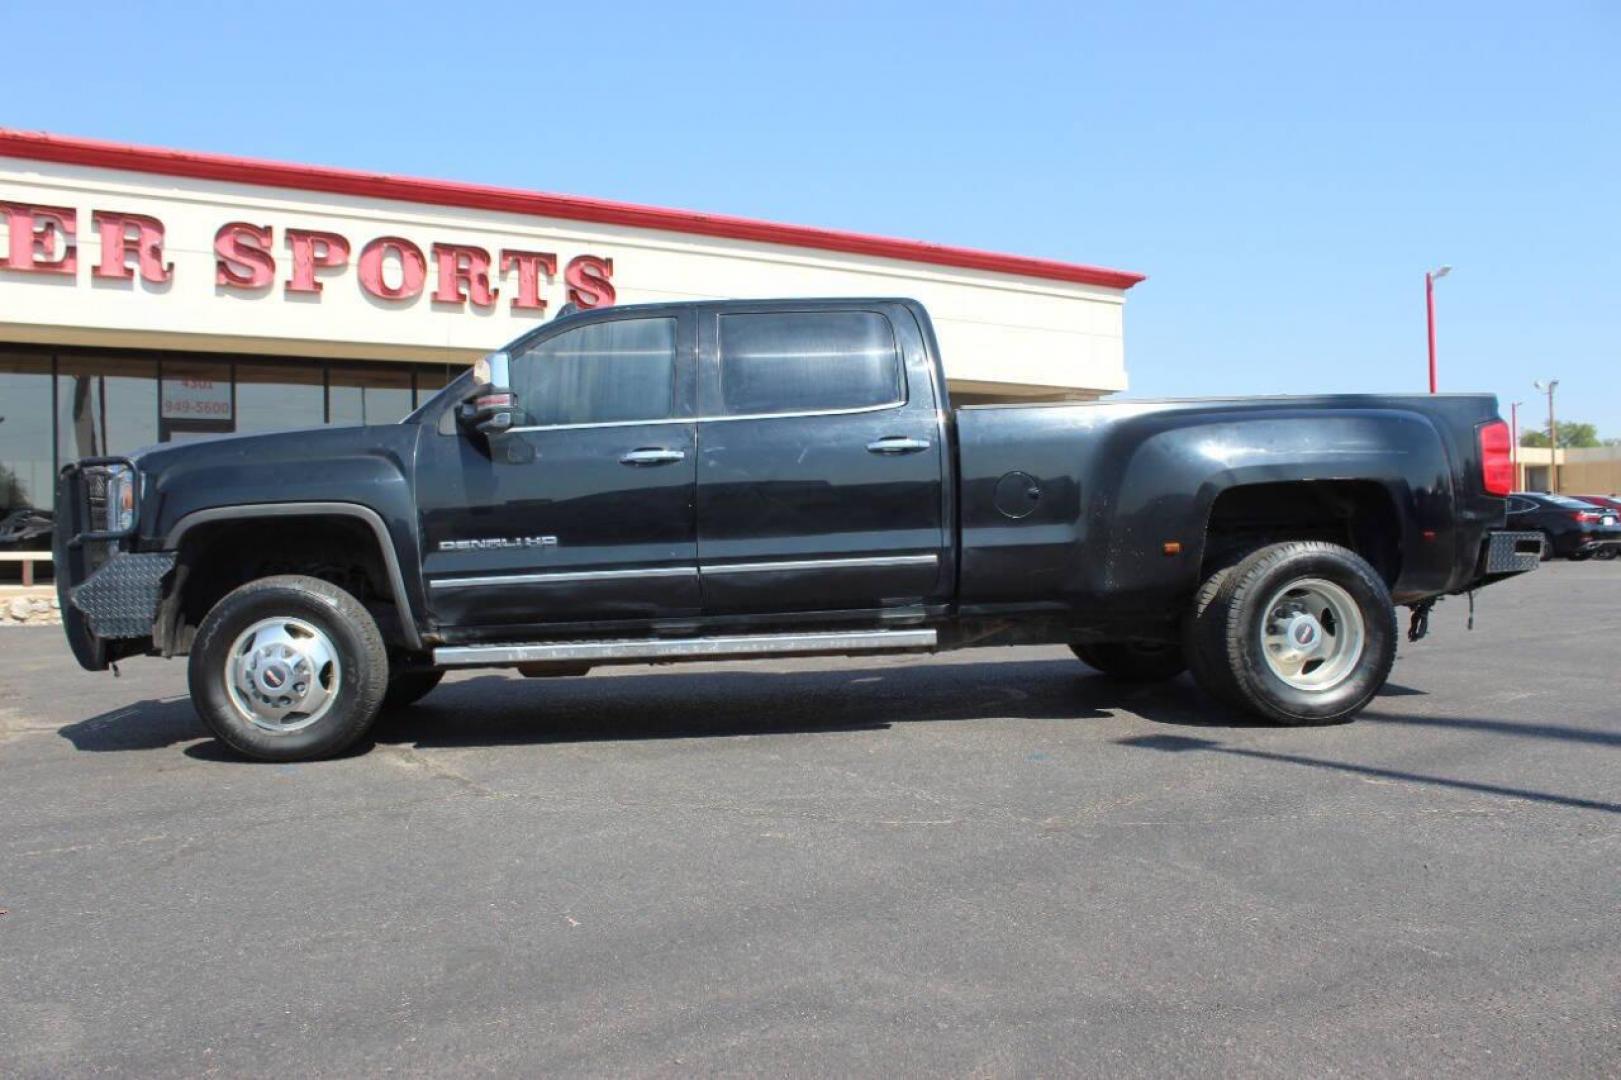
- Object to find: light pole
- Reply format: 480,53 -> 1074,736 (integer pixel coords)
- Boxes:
1533,379 -> 1559,492
1510,400 -> 1522,491
1426,265 -> 1451,393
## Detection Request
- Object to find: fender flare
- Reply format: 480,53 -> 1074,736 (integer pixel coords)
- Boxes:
163,501 -> 423,651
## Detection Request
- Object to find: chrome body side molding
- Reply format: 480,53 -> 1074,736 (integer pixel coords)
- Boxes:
428,554 -> 940,590
702,554 -> 938,575
430,566 -> 697,590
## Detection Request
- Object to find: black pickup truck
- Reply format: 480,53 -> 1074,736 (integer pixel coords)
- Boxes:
55,298 -> 1541,761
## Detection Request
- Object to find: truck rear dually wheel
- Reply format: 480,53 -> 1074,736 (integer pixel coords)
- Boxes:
383,668 -> 445,710
1183,542 -> 1396,725
188,574 -> 389,761
1071,641 -> 1186,682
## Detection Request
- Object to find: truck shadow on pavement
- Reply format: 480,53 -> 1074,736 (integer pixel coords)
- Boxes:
56,658 -> 1621,778
57,658 -> 1249,758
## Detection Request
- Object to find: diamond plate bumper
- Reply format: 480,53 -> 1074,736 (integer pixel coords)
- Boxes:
69,551 -> 176,640
1479,530 -> 1543,577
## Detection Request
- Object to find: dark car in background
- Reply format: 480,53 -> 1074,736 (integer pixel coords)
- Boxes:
1506,493 -> 1621,560
1573,495 -> 1621,558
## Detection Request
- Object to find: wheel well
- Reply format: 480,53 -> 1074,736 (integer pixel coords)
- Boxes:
1201,481 -> 1402,585
159,515 -> 406,655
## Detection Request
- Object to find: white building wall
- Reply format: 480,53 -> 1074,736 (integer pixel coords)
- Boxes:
0,157 -> 1131,398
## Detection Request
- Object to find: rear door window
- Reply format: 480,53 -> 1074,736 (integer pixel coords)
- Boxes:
717,311 -> 902,417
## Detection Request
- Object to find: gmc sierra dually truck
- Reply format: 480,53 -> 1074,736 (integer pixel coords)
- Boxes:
55,298 -> 1541,761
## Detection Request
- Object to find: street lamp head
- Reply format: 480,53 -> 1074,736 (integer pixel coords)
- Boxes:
1431,265 -> 1452,280
1533,379 -> 1559,393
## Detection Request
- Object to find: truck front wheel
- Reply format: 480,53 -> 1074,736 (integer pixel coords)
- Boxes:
187,575 -> 389,761
1071,642 -> 1186,682
1184,542 -> 1397,725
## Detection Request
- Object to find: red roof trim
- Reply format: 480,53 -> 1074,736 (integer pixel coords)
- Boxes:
0,129 -> 1144,291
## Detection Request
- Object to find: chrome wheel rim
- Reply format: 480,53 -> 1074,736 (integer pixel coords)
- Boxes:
224,617 -> 342,734
1259,577 -> 1365,692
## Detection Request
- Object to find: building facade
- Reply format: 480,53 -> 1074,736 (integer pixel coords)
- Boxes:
1514,445 -> 1621,496
0,130 -> 1142,539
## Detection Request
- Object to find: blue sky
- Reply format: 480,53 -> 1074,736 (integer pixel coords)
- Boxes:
11,1 -> 1619,435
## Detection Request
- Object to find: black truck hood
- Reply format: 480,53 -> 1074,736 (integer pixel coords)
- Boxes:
128,424 -> 386,472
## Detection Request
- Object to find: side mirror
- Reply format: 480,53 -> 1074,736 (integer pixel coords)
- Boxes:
459,350 -> 523,440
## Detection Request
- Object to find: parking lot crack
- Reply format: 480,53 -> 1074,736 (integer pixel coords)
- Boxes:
376,744 -> 501,797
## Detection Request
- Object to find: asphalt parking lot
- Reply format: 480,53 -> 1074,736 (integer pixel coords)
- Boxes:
2,562 -> 1617,1077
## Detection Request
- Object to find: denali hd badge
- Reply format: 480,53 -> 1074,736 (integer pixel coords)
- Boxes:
439,536 -> 558,551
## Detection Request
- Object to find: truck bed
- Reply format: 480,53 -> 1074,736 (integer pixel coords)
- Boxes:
953,393 -> 1507,613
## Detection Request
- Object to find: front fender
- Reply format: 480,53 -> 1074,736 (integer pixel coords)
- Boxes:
130,426 -> 427,647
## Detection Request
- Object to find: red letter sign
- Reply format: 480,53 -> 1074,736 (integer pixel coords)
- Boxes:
432,243 -> 498,307
564,255 -> 616,308
0,203 -> 77,275
285,229 -> 351,294
358,236 -> 428,300
91,211 -> 172,283
499,249 -> 557,312
214,222 -> 275,289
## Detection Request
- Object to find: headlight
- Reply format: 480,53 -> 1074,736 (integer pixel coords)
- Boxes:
88,464 -> 137,533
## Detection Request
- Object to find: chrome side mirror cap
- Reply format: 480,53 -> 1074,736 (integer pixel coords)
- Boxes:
460,350 -> 522,441
471,349 -> 510,390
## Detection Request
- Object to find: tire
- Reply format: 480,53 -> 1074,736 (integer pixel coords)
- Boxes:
1183,542 -> 1397,726
1071,641 -> 1186,682
188,574 -> 389,762
1183,564 -> 1245,710
1539,533 -> 1555,562
383,669 -> 445,711
1596,547 -> 1617,561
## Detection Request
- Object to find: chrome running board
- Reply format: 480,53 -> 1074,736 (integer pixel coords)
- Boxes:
433,628 -> 938,668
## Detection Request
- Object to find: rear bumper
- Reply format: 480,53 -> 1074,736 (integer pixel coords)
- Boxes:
1475,530 -> 1543,580
1573,533 -> 1621,555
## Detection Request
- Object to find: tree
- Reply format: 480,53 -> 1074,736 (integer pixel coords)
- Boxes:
1520,421 -> 1602,449
0,463 -> 26,511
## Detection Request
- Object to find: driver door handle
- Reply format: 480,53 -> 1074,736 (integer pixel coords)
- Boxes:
620,448 -> 686,466
866,436 -> 931,455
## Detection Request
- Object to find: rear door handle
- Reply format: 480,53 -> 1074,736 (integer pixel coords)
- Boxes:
866,436 -> 931,455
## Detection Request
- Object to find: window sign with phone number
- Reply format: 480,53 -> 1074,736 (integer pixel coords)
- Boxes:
161,376 -> 233,421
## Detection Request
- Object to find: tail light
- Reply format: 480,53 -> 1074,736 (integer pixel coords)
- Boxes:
1572,511 -> 1603,524
1478,419 -> 1513,496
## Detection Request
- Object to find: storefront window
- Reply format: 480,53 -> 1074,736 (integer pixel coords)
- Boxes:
415,364 -> 461,397
0,352 -> 54,513
157,358 -> 233,440
235,360 -> 326,435
2,344 -> 462,518
57,353 -> 159,474
330,364 -> 414,426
